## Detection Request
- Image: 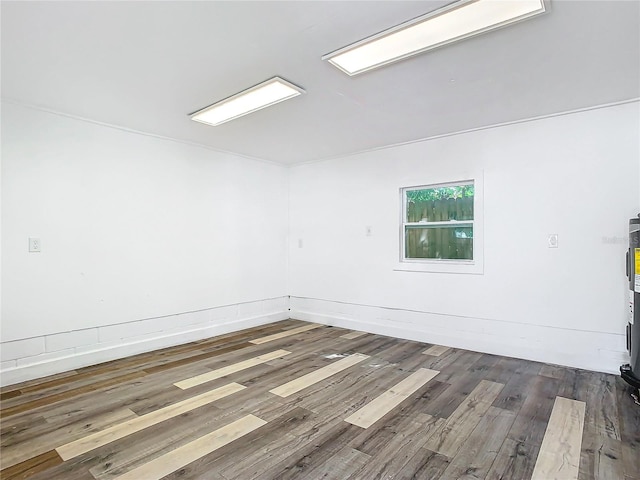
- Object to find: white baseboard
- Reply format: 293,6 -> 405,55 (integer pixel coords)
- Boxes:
1,298 -> 289,387
290,296 -> 628,375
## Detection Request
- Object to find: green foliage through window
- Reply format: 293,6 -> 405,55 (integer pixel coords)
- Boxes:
406,185 -> 474,203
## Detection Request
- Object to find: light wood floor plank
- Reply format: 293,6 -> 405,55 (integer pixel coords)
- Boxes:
422,345 -> 450,356
174,349 -> 291,390
531,396 -> 586,480
249,324 -> 322,345
345,368 -> 440,429
112,414 -> 266,480
269,353 -> 370,398
56,382 -> 245,460
340,331 -> 367,340
424,379 -> 504,457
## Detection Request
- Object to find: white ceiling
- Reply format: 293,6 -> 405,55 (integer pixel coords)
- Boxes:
2,1 -> 638,165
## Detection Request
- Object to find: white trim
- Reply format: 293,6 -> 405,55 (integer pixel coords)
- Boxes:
289,297 -> 627,375
0,296 -> 289,344
0,312 -> 288,387
0,299 -> 290,387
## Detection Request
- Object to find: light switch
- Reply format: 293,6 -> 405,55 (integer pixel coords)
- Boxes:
548,234 -> 558,248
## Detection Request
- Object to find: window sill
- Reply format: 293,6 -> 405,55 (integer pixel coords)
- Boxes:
394,260 -> 484,275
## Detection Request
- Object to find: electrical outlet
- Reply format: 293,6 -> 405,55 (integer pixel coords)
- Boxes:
29,237 -> 41,252
548,234 -> 558,248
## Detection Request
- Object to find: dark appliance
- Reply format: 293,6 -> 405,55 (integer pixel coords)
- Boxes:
621,214 -> 640,399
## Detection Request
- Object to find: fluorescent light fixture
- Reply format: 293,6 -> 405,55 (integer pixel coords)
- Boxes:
190,77 -> 304,126
323,0 -> 547,76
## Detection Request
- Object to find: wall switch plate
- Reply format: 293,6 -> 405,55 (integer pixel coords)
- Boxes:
29,237 -> 41,252
365,226 -> 373,237
548,234 -> 558,248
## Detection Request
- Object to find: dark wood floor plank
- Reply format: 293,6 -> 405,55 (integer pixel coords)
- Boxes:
37,363 -> 210,424
492,372 -> 538,412
506,374 -> 560,447
0,390 -> 23,401
143,342 -> 253,374
1,361 -> 175,412
539,363 -> 571,380
579,425 -> 624,480
160,406 -> 314,480
482,357 -> 520,383
423,380 -> 504,457
0,450 -> 63,480
586,372 -> 621,440
420,370 -> 482,419
393,447 -> 451,480
340,336 -> 400,357
466,352 -> 501,376
372,339 -> 426,365
300,446 -> 370,480
219,415 -> 348,479
440,405 -> 517,479
0,372 -> 147,418
1,407 -> 137,469
486,437 -> 541,480
427,350 -> 484,383
0,415 -> 47,440
285,359 -> 406,417
348,380 -> 450,456
349,412 -> 445,479
616,378 -> 640,479
247,421 -> 363,480
87,403 -> 239,479
0,371 -> 79,397
231,352 -> 336,392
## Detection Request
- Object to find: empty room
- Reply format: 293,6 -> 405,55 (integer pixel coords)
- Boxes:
1,1 -> 639,479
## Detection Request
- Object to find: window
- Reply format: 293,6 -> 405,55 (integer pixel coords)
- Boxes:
398,177 -> 483,274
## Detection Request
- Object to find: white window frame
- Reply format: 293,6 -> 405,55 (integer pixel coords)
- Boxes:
395,173 -> 484,275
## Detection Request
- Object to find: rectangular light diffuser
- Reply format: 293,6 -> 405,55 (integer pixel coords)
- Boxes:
190,77 -> 304,126
323,0 -> 547,76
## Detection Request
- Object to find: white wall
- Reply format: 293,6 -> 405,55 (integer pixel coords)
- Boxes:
3,101 -> 638,386
1,102 -> 289,385
289,101 -> 640,374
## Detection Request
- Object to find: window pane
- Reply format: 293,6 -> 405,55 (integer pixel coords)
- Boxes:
405,225 -> 473,260
405,185 -> 474,222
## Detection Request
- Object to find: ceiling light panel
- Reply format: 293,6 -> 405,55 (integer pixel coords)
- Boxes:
323,0 -> 547,76
190,77 -> 305,126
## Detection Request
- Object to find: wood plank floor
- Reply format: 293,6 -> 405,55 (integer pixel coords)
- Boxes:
1,320 -> 638,480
